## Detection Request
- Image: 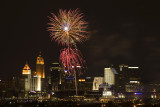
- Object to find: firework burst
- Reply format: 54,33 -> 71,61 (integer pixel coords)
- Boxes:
48,8 -> 88,96
48,9 -> 88,46
59,47 -> 84,75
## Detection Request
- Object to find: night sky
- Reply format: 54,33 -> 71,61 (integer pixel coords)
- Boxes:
1,1 -> 160,82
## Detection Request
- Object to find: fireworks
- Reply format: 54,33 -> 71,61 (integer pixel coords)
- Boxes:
48,9 -> 88,46
59,47 -> 84,75
48,9 -> 88,77
48,8 -> 88,96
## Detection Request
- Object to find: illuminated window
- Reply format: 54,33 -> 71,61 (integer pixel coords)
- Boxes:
79,79 -> 85,82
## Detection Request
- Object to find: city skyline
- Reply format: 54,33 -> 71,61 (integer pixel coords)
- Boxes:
1,1 -> 160,82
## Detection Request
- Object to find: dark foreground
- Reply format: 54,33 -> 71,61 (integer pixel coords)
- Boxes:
1,100 -> 160,107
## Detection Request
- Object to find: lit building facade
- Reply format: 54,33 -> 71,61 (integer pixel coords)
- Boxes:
30,76 -> 41,91
92,77 -> 104,91
125,82 -> 143,92
104,68 -> 115,85
36,52 -> 45,78
22,62 -> 31,96
22,62 -> 31,75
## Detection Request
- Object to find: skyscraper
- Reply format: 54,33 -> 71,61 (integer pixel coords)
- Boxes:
104,68 -> 117,85
30,75 -> 41,91
116,64 -> 141,92
36,52 -> 45,78
22,62 -> 31,96
50,62 -> 63,91
118,65 -> 141,85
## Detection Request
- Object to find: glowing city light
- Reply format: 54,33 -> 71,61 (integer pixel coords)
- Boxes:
134,93 -> 142,95
30,91 -> 36,93
128,67 -> 139,69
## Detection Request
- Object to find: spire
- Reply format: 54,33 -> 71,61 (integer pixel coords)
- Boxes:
39,51 -> 42,57
23,62 -> 30,70
36,52 -> 45,78
26,61 -> 28,65
22,61 -> 31,74
36,51 -> 44,64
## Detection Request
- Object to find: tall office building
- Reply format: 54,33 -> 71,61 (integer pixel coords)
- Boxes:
22,62 -> 31,94
117,64 -> 141,92
104,68 -> 117,85
127,66 -> 141,81
50,62 -> 63,91
30,75 -> 41,91
36,52 -> 45,78
118,65 -> 141,84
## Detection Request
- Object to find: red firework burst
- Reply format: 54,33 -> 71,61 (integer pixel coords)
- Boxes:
59,47 -> 84,75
